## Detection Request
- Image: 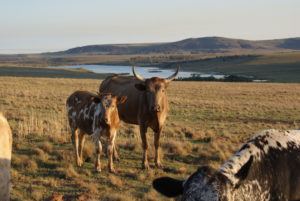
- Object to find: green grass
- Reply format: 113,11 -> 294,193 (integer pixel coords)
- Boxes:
163,53 -> 300,82
0,66 -> 112,79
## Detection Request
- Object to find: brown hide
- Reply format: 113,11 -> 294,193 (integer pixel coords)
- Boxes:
100,76 -> 169,127
99,67 -> 178,169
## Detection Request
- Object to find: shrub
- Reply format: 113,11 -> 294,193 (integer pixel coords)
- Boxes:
161,140 -> 186,156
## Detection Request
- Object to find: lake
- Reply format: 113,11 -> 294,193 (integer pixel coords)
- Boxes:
51,64 -> 225,79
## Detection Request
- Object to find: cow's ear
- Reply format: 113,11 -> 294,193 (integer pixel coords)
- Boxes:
152,177 -> 183,197
234,155 -> 253,181
117,96 -> 127,104
135,83 -> 146,91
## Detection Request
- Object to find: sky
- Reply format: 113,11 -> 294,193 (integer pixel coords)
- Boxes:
0,0 -> 300,54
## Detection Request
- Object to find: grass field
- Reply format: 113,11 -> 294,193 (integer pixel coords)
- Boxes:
1,76 -> 300,200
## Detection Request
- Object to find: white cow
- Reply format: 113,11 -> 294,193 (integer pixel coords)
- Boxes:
153,129 -> 300,201
0,113 -> 12,201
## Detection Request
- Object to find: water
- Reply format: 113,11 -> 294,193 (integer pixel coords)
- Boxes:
51,64 -> 224,79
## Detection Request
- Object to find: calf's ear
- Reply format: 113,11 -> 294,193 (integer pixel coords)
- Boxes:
135,83 -> 146,91
117,96 -> 127,104
152,177 -> 183,197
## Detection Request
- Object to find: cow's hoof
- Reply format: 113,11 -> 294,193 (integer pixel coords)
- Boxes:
114,156 -> 120,162
142,164 -> 150,170
109,168 -> 116,173
77,160 -> 83,167
155,163 -> 163,169
95,168 -> 101,173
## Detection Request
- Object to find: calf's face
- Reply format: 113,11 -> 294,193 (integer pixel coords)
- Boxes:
100,94 -> 127,125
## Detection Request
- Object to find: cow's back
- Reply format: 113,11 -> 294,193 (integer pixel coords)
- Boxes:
0,113 -> 12,201
66,91 -> 99,134
67,91 -> 96,107
220,129 -> 300,200
100,75 -> 144,124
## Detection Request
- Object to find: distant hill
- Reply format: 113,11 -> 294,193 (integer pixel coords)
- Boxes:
52,37 -> 300,55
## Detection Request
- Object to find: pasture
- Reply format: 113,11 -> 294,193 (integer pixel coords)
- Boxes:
1,77 -> 300,200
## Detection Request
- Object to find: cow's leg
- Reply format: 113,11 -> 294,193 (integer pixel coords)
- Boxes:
113,145 -> 120,161
140,125 -> 149,169
94,132 -> 102,172
71,128 -> 81,167
154,127 -> 163,168
78,131 -> 86,166
107,129 -> 117,173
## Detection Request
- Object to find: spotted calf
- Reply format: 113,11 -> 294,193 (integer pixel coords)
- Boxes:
66,91 -> 127,173
153,129 -> 300,201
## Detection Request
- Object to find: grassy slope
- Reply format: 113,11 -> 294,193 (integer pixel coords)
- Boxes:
1,77 -> 300,200
163,52 -> 300,82
1,51 -> 300,82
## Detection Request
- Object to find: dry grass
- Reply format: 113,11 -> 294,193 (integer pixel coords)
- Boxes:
81,140 -> 95,161
26,160 -> 38,172
109,175 -> 123,189
117,138 -> 138,151
1,76 -> 300,200
61,164 -> 80,180
100,192 -> 136,201
162,140 -> 187,156
38,141 -> 53,153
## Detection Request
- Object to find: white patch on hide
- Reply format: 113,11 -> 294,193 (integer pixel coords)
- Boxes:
219,129 -> 300,185
93,104 -> 102,132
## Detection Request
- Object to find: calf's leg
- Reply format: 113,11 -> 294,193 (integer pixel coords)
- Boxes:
107,129 -> 117,173
78,131 -> 86,166
94,132 -> 102,172
71,129 -> 82,167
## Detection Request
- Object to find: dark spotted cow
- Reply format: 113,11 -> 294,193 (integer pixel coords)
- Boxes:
66,91 -> 127,173
153,129 -> 300,201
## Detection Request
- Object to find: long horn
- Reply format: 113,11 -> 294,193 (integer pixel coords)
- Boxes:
166,67 -> 179,82
132,66 -> 145,81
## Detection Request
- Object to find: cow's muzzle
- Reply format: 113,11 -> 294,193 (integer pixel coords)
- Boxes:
104,117 -> 110,124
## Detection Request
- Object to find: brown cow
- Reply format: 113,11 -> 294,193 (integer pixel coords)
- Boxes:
0,113 -> 12,201
100,67 -> 178,169
66,91 -> 127,173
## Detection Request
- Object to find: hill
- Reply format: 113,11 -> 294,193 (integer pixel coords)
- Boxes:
53,37 -> 300,55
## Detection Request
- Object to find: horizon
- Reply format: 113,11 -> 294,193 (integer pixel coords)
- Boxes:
2,35 -> 300,55
1,0 -> 300,54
